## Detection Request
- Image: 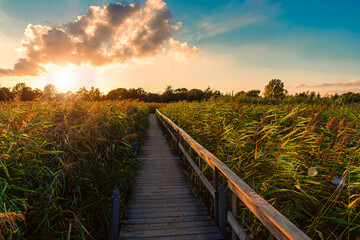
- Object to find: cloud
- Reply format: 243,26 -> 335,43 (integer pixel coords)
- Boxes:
168,38 -> 199,61
198,0 -> 279,38
0,0 -> 198,77
199,14 -> 263,38
296,80 -> 360,88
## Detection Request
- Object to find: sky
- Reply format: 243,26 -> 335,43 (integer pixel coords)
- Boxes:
0,0 -> 359,95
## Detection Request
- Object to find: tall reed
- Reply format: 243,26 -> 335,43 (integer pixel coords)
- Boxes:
0,99 -> 149,239
161,100 -> 360,239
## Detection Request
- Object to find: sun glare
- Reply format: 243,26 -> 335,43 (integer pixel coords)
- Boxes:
54,68 -> 75,92
42,64 -> 97,93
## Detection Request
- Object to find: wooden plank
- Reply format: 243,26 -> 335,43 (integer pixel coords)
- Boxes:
128,205 -> 206,215
122,231 -> 223,240
132,188 -> 189,194
128,209 -> 209,219
133,185 -> 188,190
128,202 -> 203,210
122,220 -> 216,231
122,225 -> 221,238
125,215 -> 211,225
132,187 -> 189,193
137,184 -> 188,187
227,211 -> 251,240
130,191 -> 191,198
128,197 -> 196,205
157,110 -> 311,240
129,195 -> 194,202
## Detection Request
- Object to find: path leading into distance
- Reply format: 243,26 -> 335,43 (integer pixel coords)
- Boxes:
120,114 -> 223,240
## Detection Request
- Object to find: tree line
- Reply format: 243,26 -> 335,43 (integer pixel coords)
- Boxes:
1,79 -> 360,104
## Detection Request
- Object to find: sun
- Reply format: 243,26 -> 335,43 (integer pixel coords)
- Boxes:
43,64 -> 79,92
53,67 -> 76,92
42,64 -> 98,93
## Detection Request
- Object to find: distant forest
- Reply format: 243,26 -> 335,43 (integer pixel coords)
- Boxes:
1,80 -> 360,104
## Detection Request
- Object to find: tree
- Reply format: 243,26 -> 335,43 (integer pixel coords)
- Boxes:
246,90 -> 261,98
12,83 -> 39,101
0,87 -> 12,101
21,87 -> 38,101
106,88 -> 128,100
76,87 -> 90,101
12,83 -> 27,94
174,88 -> 188,101
43,84 -> 57,99
186,89 -> 204,101
161,85 -> 175,102
88,87 -> 102,101
264,79 -> 287,98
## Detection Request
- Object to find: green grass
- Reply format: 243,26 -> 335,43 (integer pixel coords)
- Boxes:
0,99 -> 149,239
160,99 -> 360,240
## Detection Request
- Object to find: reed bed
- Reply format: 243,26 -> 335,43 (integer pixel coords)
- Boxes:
161,100 -> 360,240
0,99 -> 149,239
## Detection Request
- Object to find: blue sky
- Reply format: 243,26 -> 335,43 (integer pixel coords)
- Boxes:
0,0 -> 359,94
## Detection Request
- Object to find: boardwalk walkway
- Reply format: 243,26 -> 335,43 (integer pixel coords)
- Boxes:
120,114 -> 223,239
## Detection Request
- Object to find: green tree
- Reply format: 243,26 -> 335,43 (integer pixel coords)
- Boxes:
246,90 -> 261,98
186,89 -> 204,101
161,85 -> 175,102
264,79 -> 287,98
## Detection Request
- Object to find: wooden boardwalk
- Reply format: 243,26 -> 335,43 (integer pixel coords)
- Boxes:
120,114 -> 223,240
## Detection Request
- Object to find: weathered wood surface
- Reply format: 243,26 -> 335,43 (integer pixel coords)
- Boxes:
120,114 -> 222,240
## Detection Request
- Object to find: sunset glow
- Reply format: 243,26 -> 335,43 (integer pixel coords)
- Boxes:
41,64 -> 98,92
53,67 -> 75,92
0,0 -> 359,94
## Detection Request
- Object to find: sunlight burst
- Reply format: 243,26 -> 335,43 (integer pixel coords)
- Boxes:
53,67 -> 75,92
42,64 -> 97,93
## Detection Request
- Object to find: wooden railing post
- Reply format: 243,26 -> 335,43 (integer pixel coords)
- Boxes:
218,185 -> 227,237
198,155 -> 202,192
134,135 -> 138,156
177,129 -> 180,156
109,189 -> 120,240
213,168 -> 219,225
232,192 -> 239,240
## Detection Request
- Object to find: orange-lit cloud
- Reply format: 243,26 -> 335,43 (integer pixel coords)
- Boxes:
0,0 -> 199,77
168,38 -> 199,61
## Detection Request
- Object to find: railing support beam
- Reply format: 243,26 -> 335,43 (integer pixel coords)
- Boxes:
213,168 -> 219,225
109,189 -> 120,240
218,185 -> 227,237
232,192 -> 239,240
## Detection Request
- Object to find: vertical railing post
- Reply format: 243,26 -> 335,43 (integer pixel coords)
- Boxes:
109,189 -> 120,240
135,135 -> 138,157
177,130 -> 181,157
232,192 -> 239,240
218,185 -> 227,237
198,155 -> 202,192
213,168 -> 219,225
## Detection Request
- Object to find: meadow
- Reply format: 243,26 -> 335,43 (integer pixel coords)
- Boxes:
1,96 -> 359,239
160,99 -> 360,240
0,99 -> 148,239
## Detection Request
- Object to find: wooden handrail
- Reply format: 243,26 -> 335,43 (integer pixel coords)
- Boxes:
156,109 -> 311,240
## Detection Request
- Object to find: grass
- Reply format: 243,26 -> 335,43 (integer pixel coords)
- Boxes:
160,99 -> 360,240
0,99 -> 149,239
